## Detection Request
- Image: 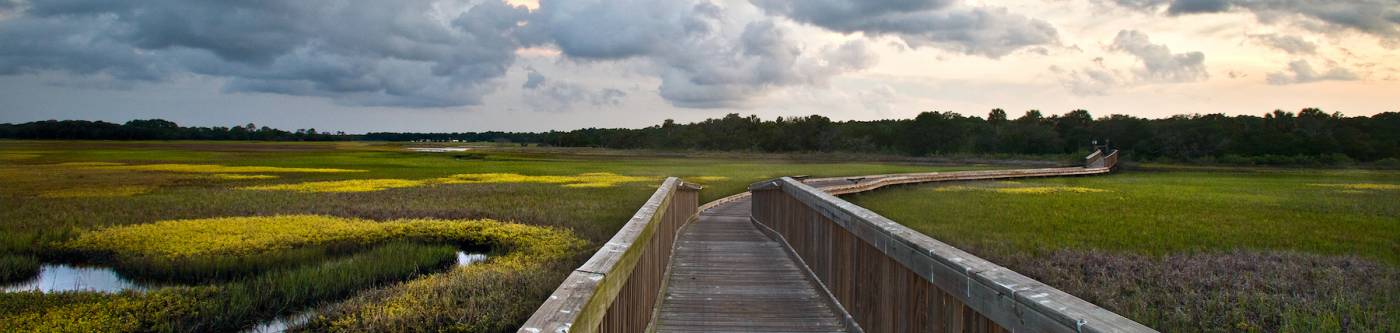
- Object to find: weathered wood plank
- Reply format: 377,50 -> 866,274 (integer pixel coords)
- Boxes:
654,197 -> 856,333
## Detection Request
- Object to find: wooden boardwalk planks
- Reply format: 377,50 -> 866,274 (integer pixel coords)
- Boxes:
655,198 -> 854,333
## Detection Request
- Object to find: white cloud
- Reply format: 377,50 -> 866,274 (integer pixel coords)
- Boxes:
1110,30 -> 1209,83
1266,60 -> 1358,85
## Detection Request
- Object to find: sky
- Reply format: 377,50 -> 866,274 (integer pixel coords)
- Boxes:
0,0 -> 1396,133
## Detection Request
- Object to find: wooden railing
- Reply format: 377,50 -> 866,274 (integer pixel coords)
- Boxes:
748,171 -> 1154,333
520,177 -> 700,333
815,167 -> 1112,196
1085,149 -> 1119,169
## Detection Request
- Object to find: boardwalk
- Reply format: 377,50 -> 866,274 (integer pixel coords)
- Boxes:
523,154 -> 1137,333
654,197 -> 853,332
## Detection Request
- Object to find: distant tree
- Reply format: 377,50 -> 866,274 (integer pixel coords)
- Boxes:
1054,110 -> 1094,152
988,108 -> 1008,126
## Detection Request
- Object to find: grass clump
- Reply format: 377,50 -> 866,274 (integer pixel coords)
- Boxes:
0,254 -> 40,284
0,288 -> 211,332
38,185 -> 154,198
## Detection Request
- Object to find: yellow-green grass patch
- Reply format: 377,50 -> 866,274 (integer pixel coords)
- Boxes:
38,185 -> 155,198
240,172 -> 653,193
932,185 -> 1108,194
100,163 -> 363,173
9,218 -> 584,333
208,174 -> 279,180
994,186 -> 1110,194
239,179 -> 424,192
1309,183 -> 1400,191
436,172 -> 651,188
62,215 -> 584,260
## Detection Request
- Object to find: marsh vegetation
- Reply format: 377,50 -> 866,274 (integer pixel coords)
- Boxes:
847,167 -> 1400,332
0,140 -> 965,332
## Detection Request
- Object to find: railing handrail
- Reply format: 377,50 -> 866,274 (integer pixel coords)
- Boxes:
761,177 -> 1155,333
1085,150 -> 1103,161
520,177 -> 699,333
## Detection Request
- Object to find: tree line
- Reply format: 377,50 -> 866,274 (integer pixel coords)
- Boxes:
0,119 -> 347,141
5,108 -> 1398,165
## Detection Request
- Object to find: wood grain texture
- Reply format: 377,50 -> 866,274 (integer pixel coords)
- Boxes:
655,198 -> 854,333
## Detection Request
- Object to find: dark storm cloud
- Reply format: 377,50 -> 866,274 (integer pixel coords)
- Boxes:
0,14 -> 171,81
0,0 -> 21,11
1112,0 -> 1400,41
750,0 -> 1058,57
527,0 -> 877,108
1166,0 -> 1229,15
1111,30 -> 1208,83
0,0 -> 531,107
0,0 -> 884,109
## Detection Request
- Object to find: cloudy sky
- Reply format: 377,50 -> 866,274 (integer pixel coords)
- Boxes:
0,0 -> 1396,132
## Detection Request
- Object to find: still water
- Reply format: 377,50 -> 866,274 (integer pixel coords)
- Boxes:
1,263 -> 144,293
2,251 -> 488,293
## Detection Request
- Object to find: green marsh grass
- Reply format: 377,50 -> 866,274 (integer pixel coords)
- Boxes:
0,254 -> 39,284
0,140 -> 974,331
847,167 -> 1400,331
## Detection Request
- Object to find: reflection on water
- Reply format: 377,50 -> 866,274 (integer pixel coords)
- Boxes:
1,263 -> 144,293
244,309 -> 318,333
456,251 -> 488,266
